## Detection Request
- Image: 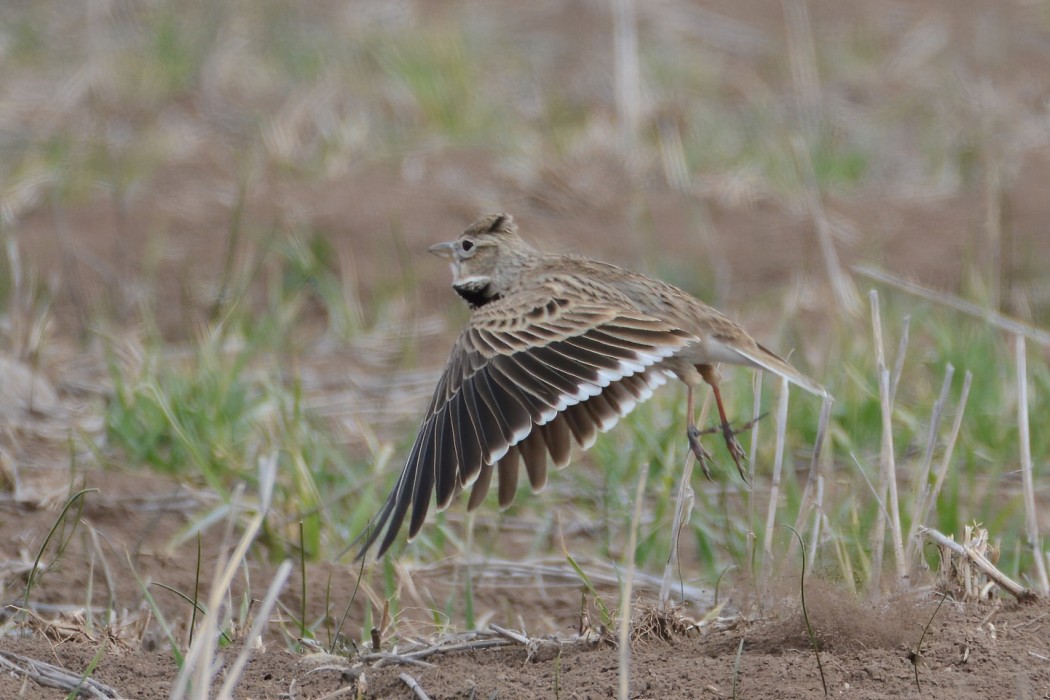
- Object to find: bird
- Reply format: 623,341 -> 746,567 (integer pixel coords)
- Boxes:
358,213 -> 826,559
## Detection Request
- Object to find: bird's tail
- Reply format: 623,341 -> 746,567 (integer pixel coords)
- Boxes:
733,342 -> 829,399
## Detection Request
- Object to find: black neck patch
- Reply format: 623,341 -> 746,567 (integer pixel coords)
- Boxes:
454,283 -> 499,309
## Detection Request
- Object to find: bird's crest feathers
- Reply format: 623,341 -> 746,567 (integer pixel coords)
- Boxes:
464,212 -> 517,238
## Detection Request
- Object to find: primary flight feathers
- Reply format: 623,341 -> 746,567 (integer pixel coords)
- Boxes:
358,213 -> 825,558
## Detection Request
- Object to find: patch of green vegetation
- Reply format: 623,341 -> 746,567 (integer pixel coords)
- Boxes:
7,13 -> 45,64
134,3 -> 225,99
105,334 -> 262,483
103,234 -> 390,562
369,28 -> 499,144
810,135 -> 868,188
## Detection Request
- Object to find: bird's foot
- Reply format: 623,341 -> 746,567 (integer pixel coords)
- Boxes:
721,422 -> 749,483
686,425 -> 714,481
689,413 -> 768,484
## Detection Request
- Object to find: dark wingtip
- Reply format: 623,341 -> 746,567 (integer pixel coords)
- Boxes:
354,434 -> 431,561
352,499 -> 393,562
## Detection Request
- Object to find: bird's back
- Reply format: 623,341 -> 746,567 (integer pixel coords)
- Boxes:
526,254 -> 756,348
522,253 -> 825,395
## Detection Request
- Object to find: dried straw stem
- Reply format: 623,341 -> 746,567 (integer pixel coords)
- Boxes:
1015,335 -> 1050,595
870,291 -> 906,582
854,265 -> 1050,347
760,376 -> 790,584
920,526 -> 1037,602
619,462 -> 649,700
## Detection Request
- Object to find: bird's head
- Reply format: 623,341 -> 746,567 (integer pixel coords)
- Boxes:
428,213 -> 538,307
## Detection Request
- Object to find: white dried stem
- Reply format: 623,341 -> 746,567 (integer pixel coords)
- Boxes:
919,526 -> 1035,601
399,672 -> 433,700
761,376 -> 790,583
918,371 -> 972,532
489,624 -> 530,645
868,291 -> 888,581
878,365 -> 906,582
889,315 -> 911,405
173,454 -> 279,700
854,265 -> 1050,347
906,363 -> 955,564
1015,335 -> 1050,595
613,0 -> 641,157
807,474 -> 825,571
747,370 -> 763,574
619,461 -> 649,700
218,560 -> 293,699
783,0 -> 822,138
793,394 -> 833,538
660,393 -> 708,606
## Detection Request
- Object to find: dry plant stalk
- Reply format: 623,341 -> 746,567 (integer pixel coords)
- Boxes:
172,454 -> 282,700
619,462 -> 649,700
1015,335 -> 1050,595
783,0 -> 822,133
760,376 -> 790,585
920,526 -> 1036,602
907,365 -> 957,566
914,364 -> 955,505
909,369 -> 972,566
807,474 -> 825,571
868,340 -> 888,575
358,634 -> 516,669
399,672 -> 433,700
422,557 -> 707,604
925,370 -> 972,519
613,0 -> 640,157
792,394 -> 833,556
870,291 -> 906,582
878,363 -> 906,580
747,370 -> 763,580
854,265 -> 1050,347
659,394 -> 709,606
217,560 -> 292,699
0,649 -> 121,699
889,316 -> 912,405
849,266 -> 1050,588
630,603 -> 697,642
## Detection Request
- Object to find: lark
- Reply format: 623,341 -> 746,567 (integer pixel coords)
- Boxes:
359,213 -> 825,558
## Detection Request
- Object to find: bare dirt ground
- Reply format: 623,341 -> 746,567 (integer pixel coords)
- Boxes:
3,0 -> 1050,698
2,470 -> 1048,699
5,595 -> 1050,699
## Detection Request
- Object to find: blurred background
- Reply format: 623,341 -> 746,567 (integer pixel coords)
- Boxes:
4,0 -> 1049,342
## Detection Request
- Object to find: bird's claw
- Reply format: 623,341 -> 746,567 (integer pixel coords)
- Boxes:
687,425 -> 714,481
687,413 -> 769,485
721,422 -> 749,484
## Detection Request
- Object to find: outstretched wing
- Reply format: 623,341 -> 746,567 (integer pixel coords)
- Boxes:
357,284 -> 694,558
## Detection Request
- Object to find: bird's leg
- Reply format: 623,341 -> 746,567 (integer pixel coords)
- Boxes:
685,385 -> 713,480
698,365 -> 749,483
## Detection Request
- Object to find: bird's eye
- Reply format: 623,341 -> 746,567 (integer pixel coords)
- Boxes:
461,240 -> 474,252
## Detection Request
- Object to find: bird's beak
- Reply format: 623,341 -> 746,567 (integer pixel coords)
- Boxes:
428,241 -> 456,259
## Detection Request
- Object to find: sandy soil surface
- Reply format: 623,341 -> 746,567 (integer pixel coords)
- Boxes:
1,469 -> 1048,699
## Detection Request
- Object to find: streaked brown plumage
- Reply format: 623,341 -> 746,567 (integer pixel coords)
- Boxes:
358,213 -> 825,558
